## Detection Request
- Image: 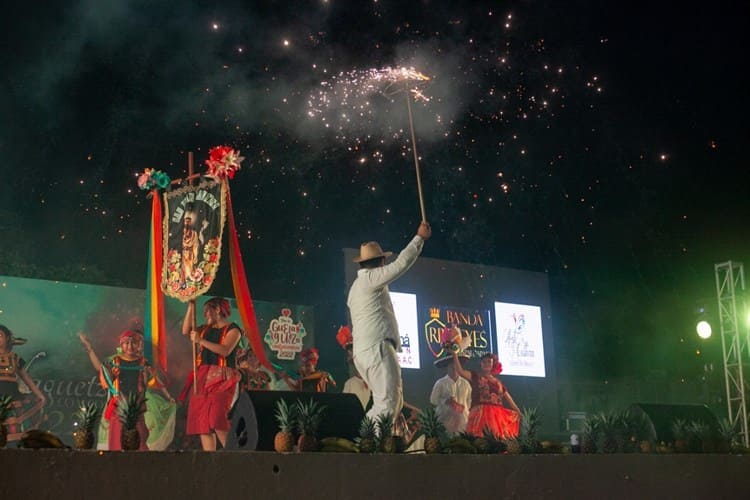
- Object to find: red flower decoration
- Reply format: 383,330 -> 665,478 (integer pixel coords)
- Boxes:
336,325 -> 353,349
205,145 -> 244,179
300,348 -> 319,364
490,354 -> 502,375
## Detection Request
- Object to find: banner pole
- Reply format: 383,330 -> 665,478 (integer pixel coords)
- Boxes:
188,151 -> 198,394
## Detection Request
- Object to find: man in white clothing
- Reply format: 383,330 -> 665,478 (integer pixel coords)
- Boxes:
430,356 -> 472,435
347,221 -> 431,422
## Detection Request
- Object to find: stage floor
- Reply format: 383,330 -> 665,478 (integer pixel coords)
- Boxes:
2,449 -> 749,499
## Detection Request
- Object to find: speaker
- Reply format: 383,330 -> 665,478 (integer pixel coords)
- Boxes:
628,403 -> 719,442
226,390 -> 365,451
225,392 -> 259,450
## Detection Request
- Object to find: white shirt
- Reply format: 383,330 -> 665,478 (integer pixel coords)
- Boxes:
347,235 -> 424,356
430,374 -> 472,434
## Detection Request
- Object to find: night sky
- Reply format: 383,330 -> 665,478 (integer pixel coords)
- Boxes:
1,0 -> 748,382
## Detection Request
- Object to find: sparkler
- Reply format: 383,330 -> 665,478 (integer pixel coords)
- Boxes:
308,66 -> 432,221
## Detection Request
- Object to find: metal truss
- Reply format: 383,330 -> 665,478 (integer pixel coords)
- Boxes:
714,261 -> 749,446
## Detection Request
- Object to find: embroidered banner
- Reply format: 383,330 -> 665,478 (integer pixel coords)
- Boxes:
162,180 -> 225,301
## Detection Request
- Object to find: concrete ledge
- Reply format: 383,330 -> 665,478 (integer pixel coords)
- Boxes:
2,449 -> 748,499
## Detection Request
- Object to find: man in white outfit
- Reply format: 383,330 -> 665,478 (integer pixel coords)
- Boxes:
430,356 -> 472,435
347,221 -> 431,423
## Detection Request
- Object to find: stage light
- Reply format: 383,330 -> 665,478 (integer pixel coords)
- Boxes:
696,320 -> 712,339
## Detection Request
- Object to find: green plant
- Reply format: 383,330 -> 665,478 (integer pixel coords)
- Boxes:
581,414 -> 600,453
519,407 -> 540,453
671,418 -> 688,453
357,416 -> 377,453
375,412 -> 397,453
416,407 -> 446,454
273,399 -> 296,452
295,398 -> 326,452
116,393 -> 147,451
73,402 -> 100,450
717,418 -> 739,453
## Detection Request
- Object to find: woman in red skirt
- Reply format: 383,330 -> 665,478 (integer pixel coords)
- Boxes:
452,351 -> 520,439
182,297 -> 242,451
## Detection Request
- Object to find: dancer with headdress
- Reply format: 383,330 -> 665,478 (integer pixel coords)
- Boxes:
283,348 -> 336,392
0,325 -> 46,442
79,329 -> 172,450
236,347 -> 271,391
181,297 -> 243,451
451,350 -> 520,439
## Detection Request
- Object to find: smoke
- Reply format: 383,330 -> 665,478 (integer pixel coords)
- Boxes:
6,0 -> 478,152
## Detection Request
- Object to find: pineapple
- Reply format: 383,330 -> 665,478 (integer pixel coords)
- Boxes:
0,395 -> 13,448
687,421 -> 709,453
357,416 -> 378,453
625,410 -> 652,453
481,427 -> 506,454
504,433 -> 522,455
416,407 -> 446,454
273,398 -> 296,452
717,418 -> 738,453
73,402 -> 100,450
117,392 -> 146,451
611,411 -> 632,453
376,412 -> 397,453
519,407 -> 540,453
444,433 -> 478,454
597,412 -> 619,454
581,414 -> 599,453
295,398 -> 326,452
671,418 -> 688,453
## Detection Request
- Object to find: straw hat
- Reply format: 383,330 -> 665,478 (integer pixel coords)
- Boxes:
352,241 -> 393,263
434,350 -> 469,368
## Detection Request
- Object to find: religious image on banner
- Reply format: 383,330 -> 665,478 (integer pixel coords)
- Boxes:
424,306 -> 494,361
162,180 -> 225,301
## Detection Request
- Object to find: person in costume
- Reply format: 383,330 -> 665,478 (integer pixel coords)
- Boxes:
237,347 -> 271,391
79,329 -> 172,450
347,221 -> 431,424
451,350 -> 520,439
430,327 -> 472,435
283,347 -> 336,392
0,325 -> 47,441
182,297 -> 242,451
337,325 -> 371,410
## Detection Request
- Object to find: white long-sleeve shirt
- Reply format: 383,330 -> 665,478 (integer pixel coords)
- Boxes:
347,235 -> 424,356
430,374 -> 472,434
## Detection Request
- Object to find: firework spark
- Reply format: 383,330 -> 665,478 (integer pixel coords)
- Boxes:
306,66 -> 434,143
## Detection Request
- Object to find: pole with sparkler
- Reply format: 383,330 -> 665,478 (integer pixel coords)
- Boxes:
381,67 -> 431,222
309,66 -> 432,222
405,84 -> 427,222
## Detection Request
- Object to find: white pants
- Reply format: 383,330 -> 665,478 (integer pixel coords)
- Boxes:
353,340 -> 403,424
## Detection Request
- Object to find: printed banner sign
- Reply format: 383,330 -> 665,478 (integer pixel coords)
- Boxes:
494,302 -> 546,377
423,306 -> 493,361
391,292 -> 420,369
162,180 -> 225,301
264,308 -> 307,360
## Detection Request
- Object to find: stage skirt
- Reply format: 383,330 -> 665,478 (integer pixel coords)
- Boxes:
186,364 -> 239,435
97,390 -> 175,450
466,403 -> 520,439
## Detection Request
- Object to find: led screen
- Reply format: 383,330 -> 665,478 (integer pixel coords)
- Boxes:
494,301 -> 546,377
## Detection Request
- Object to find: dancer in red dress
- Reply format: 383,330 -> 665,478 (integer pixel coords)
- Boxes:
452,351 -> 520,439
182,297 -> 242,451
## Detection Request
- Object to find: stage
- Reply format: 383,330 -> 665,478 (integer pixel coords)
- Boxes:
2,449 -> 748,499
